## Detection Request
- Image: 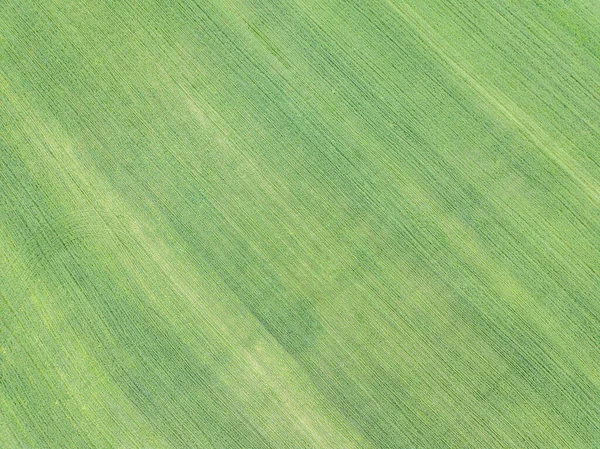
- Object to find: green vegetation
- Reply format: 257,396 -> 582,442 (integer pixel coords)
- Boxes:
1,0 -> 599,447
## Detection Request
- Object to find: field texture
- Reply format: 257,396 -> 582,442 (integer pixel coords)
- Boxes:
1,0 -> 600,447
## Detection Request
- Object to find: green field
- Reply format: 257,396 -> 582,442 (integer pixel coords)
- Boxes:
1,0 -> 600,447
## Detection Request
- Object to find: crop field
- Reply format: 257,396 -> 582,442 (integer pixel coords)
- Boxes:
1,0 -> 600,447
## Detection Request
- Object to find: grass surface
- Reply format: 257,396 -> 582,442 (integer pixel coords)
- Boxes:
1,0 -> 600,447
